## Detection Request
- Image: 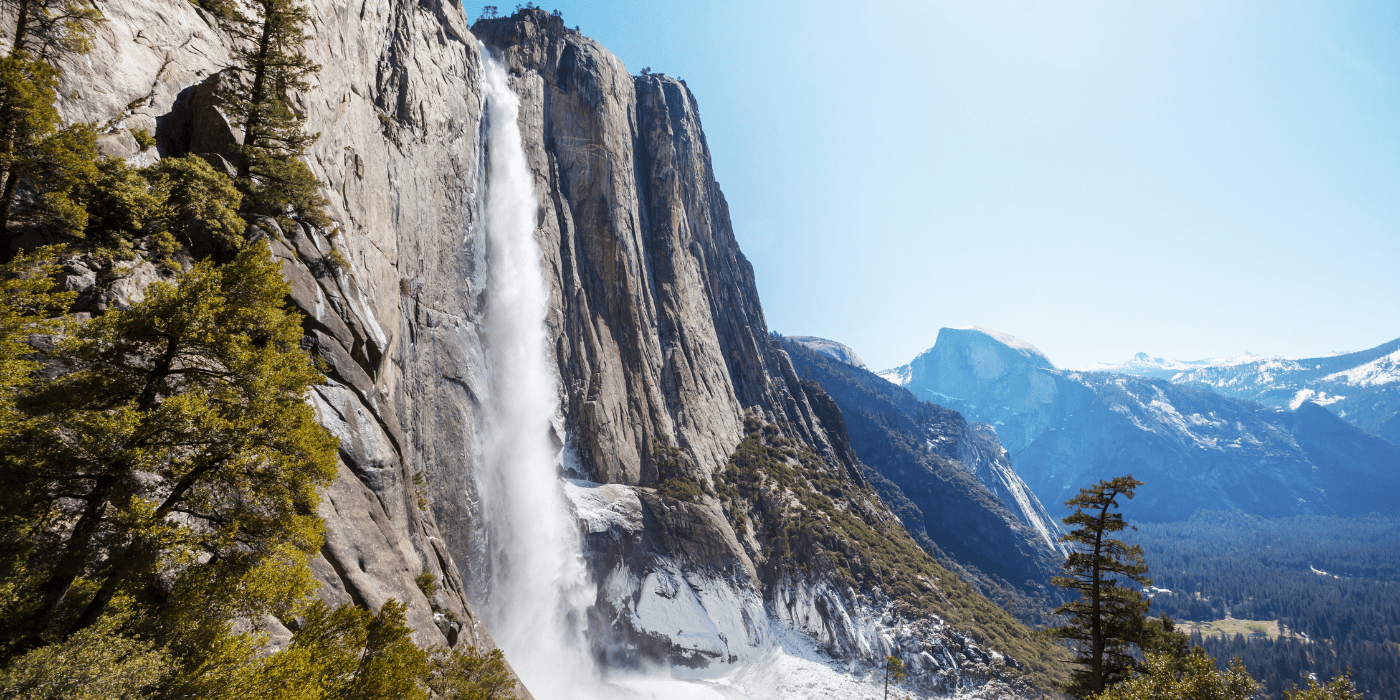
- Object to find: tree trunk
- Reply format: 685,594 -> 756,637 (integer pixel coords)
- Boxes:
1090,501 -> 1107,693
237,0 -> 276,182
19,472 -> 121,645
25,337 -> 181,641
0,169 -> 22,261
0,0 -> 35,258
66,458 -> 215,635
10,0 -> 32,56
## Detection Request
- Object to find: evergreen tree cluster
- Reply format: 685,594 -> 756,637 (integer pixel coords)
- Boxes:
0,0 -> 520,698
1124,511 -> 1400,699
1048,478 -> 1366,700
1198,633 -> 1395,700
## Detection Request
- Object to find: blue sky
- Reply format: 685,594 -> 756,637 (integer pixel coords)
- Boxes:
507,1 -> 1400,370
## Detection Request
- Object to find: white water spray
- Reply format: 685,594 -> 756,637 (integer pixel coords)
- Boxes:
476,47 -> 599,699
470,47 -> 979,700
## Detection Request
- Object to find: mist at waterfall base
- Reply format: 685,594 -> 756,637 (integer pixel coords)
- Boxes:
469,49 -> 991,700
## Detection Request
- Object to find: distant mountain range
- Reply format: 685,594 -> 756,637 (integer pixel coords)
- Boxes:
1085,339 -> 1400,448
874,328 -> 1400,522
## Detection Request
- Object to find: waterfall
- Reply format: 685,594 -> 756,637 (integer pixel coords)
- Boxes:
475,46 -> 599,699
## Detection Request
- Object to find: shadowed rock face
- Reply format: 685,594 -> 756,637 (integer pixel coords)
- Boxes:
782,338 -> 1064,603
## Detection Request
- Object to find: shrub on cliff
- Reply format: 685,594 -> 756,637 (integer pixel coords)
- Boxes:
0,0 -> 102,257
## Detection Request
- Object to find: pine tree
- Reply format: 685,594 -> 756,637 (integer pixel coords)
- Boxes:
1050,475 -> 1153,697
0,0 -> 102,256
427,646 -> 518,700
0,240 -> 338,656
215,0 -> 329,229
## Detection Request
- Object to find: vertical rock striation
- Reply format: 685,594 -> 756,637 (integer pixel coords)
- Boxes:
55,2 -> 1056,694
60,0 -> 499,655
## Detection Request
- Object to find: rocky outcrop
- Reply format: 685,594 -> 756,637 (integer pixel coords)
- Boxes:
789,336 -> 869,369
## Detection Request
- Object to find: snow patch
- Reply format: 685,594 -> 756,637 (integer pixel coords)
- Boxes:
1322,349 -> 1400,387
564,479 -> 644,534
1289,389 -> 1346,410
603,627 -> 1020,699
877,366 -> 911,387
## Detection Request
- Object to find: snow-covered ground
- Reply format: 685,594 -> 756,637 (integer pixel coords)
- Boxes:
603,627 -> 1019,700
561,480 -> 1029,700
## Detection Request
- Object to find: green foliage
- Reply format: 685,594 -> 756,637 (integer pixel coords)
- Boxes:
883,655 -> 906,700
19,119 -> 99,237
1283,672 -> 1363,700
0,0 -> 104,252
78,154 -> 247,261
0,245 -> 71,407
1128,512 -> 1400,698
653,439 -> 710,503
131,128 -> 157,150
1092,649 -> 1258,700
3,0 -> 105,60
144,155 -> 247,255
0,240 -> 338,652
215,0 -> 329,227
427,646 -> 517,700
416,571 -> 438,598
0,55 -> 61,174
80,156 -> 166,257
0,247 -> 71,640
344,599 -> 431,700
325,243 -> 350,271
163,598 -> 434,700
1050,475 -> 1155,697
0,604 -> 169,700
1134,615 -> 1191,676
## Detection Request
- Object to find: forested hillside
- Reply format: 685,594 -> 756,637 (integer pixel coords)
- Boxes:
1126,511 -> 1400,698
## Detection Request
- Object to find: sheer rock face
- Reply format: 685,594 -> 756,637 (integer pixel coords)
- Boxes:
55,0 -> 1034,690
471,12 -> 827,489
57,0 -> 496,655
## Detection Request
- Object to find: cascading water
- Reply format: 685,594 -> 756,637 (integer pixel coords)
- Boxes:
470,44 -> 934,700
474,46 -> 600,699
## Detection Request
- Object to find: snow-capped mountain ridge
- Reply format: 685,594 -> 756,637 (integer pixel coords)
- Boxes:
1088,337 -> 1400,446
882,328 -> 1400,522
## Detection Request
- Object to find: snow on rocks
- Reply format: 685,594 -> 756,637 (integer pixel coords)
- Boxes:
563,480 -> 1033,697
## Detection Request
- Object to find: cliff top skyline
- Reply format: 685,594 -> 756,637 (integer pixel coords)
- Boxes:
533,0 -> 1400,371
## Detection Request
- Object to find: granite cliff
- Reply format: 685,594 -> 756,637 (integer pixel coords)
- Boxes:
53,3 -> 1059,696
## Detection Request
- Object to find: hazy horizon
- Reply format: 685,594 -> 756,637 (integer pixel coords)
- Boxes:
521,0 -> 1400,370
